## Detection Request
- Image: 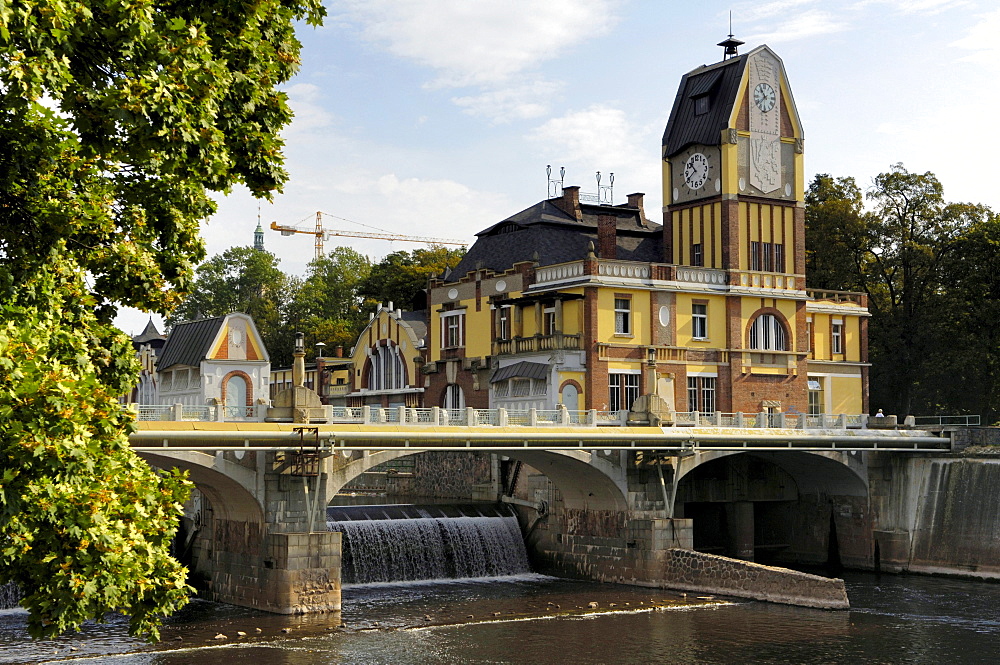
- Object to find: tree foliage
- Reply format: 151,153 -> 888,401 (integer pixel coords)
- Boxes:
169,246 -> 297,362
0,0 -> 324,640
360,247 -> 465,311
0,263 -> 192,640
173,245 -> 463,365
805,165 -> 1000,419
804,174 -> 865,292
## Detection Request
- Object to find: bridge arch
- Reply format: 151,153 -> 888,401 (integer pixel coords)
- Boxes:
138,451 -> 264,525
674,450 -> 868,498
327,449 -> 628,512
673,450 -> 868,562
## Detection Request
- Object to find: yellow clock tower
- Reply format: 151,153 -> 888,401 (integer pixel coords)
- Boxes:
661,41 -> 811,415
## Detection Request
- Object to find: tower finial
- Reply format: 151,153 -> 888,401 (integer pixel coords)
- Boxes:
717,13 -> 744,60
254,203 -> 265,251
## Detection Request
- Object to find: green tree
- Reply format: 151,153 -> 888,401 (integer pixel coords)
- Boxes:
361,247 -> 466,311
804,174 -> 866,292
170,247 -> 296,362
926,210 -> 1000,422
286,247 -> 373,354
805,164 -> 995,417
0,0 -> 323,639
862,165 -> 972,415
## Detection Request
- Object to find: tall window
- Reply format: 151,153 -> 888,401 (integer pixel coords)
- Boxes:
749,313 -> 786,351
750,241 -> 784,272
498,306 -> 510,339
691,243 -> 703,267
609,373 -> 640,412
687,376 -> 716,414
543,307 -> 556,336
762,242 -> 774,272
808,379 -> 824,415
441,311 -> 465,348
614,297 -> 631,335
368,343 -> 405,391
806,317 -> 813,354
831,321 -> 844,355
444,384 -> 465,409
692,303 -> 708,339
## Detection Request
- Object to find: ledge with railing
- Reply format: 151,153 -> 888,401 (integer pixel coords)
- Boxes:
493,333 -> 583,355
129,404 -> 906,431
131,403 -> 266,422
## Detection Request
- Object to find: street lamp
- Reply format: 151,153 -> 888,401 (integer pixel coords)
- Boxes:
314,342 -> 327,399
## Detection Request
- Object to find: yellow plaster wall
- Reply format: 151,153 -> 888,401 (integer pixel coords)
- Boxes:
560,296 -> 583,335
465,305 -> 492,358
597,289 -> 649,345
675,293 -> 726,345
830,376 -> 863,414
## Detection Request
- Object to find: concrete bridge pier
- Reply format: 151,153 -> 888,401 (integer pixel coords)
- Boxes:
141,450 -> 342,615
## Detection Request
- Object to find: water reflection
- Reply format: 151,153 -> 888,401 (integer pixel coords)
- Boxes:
3,573 -> 1000,664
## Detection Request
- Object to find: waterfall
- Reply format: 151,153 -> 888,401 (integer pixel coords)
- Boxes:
0,582 -> 20,610
328,505 -> 531,585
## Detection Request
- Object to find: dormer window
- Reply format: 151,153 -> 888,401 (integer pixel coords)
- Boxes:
694,95 -> 709,115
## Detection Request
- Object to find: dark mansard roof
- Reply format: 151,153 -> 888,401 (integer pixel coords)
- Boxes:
450,197 -> 661,277
662,54 -> 746,158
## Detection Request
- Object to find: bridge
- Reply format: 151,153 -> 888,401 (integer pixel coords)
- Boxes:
127,408 -> 957,614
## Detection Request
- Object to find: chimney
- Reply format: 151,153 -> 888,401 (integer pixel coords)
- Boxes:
559,186 -> 583,222
334,345 -> 344,358
627,192 -> 647,225
597,214 -> 617,259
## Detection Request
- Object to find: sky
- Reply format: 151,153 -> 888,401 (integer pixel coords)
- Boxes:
116,0 -> 1000,336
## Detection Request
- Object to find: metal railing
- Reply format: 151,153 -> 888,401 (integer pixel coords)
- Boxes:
912,415 -> 982,427
131,403 -> 967,431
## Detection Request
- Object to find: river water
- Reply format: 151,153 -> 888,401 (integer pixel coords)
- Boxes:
2,571 -> 999,664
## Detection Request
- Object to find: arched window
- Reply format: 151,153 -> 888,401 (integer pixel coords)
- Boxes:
749,313 -> 787,351
367,343 -> 406,390
444,384 -> 465,410
224,374 -> 248,418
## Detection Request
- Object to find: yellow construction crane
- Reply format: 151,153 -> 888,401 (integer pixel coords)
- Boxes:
270,211 -> 468,260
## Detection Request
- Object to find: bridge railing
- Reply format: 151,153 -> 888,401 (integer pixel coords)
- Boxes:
912,415 -> 982,426
130,404 -> 919,431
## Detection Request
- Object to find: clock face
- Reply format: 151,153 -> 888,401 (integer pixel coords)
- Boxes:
754,82 -> 776,112
683,152 -> 710,190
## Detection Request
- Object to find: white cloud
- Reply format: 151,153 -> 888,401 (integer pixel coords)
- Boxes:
743,9 -> 849,44
733,0 -> 819,22
452,79 -> 563,123
529,105 -> 643,167
331,0 -> 619,88
950,8 -> 1000,67
854,0 -> 970,15
282,83 -> 336,135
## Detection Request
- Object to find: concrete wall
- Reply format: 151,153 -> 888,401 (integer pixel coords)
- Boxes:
191,515 -> 341,614
659,549 -> 848,609
869,453 -> 1000,579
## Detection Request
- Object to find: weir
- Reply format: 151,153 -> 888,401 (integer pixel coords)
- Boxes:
122,419 -> 978,615
328,504 -> 530,584
0,582 -> 19,610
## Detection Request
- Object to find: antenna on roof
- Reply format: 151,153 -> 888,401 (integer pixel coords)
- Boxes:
596,171 -> 614,205
717,12 -> 744,60
547,165 -> 566,198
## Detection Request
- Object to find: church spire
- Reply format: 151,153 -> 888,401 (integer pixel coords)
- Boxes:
254,204 -> 265,251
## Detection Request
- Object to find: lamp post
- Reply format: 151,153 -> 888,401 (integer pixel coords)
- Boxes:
314,342 -> 327,402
